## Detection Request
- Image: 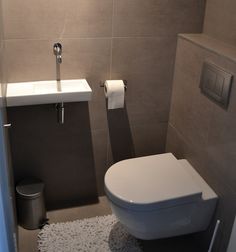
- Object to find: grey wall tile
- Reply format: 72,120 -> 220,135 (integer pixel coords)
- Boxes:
91,129 -> 108,196
169,37 -> 214,148
5,38 -> 111,88
3,0 -> 113,39
62,0 -> 113,38
4,1 -> 207,212
166,124 -> 186,160
89,101 -> 108,131
113,0 -> 205,37
167,36 -> 236,252
131,123 -> 167,157
106,107 -> 135,163
111,37 -> 176,78
112,37 -> 176,125
107,122 -> 167,164
5,39 -> 55,82
204,0 -> 236,46
167,124 -> 236,252
3,0 -> 67,39
166,124 -> 206,178
204,67 -> 236,194
59,38 -> 111,101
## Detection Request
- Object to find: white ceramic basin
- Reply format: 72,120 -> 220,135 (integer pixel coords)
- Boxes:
6,79 -> 92,107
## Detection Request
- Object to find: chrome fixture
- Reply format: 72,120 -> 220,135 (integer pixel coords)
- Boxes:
53,42 -> 64,124
208,220 -> 221,252
3,123 -> 12,128
53,43 -> 62,64
55,103 -> 64,124
100,80 -> 128,91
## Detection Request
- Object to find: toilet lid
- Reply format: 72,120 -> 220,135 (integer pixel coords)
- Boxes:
105,153 -> 202,211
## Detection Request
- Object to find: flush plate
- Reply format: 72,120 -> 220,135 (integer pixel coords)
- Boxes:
200,62 -> 233,108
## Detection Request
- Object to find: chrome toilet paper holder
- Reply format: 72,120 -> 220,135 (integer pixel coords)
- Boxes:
100,80 -> 128,91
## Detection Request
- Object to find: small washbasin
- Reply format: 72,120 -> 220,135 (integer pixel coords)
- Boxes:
6,79 -> 92,107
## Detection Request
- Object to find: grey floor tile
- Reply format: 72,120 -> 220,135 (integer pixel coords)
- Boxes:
18,196 -> 205,252
18,196 -> 111,252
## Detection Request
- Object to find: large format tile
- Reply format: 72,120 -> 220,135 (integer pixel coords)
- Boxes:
124,75 -> 172,126
171,37 -> 236,193
203,61 -> 236,193
204,0 -> 236,45
5,39 -> 55,82
106,107 -> 135,164
131,122 -> 167,157
111,37 -> 176,126
89,100 -> 108,131
166,124 -> 186,160
5,38 -> 111,93
169,37 -> 214,148
91,129 -> 109,195
60,38 -> 111,101
0,0 -> 4,48
62,0 -> 113,38
113,0 -> 205,37
111,37 -> 176,78
166,124 -> 206,178
3,0 -> 113,39
3,0 -> 67,39
167,35 -> 236,252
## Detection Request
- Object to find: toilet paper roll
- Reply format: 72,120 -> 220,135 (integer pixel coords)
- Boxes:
104,80 -> 125,110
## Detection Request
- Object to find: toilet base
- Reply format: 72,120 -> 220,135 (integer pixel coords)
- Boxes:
109,199 -> 216,240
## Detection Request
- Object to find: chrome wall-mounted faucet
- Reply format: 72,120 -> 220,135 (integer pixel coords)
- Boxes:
53,43 -> 62,64
53,42 -> 64,124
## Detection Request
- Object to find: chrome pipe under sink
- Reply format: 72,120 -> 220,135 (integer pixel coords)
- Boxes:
53,42 -> 64,124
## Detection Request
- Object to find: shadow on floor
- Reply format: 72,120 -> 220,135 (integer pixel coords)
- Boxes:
140,233 -> 207,252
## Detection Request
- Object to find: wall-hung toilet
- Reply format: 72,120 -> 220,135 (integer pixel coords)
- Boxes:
105,153 -> 218,240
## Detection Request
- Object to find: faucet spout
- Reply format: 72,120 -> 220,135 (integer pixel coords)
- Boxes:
53,43 -> 62,64
56,55 -> 62,64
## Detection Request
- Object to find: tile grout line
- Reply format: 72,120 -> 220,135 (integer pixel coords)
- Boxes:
106,0 -> 115,167
3,36 -> 176,42
109,0 -> 115,80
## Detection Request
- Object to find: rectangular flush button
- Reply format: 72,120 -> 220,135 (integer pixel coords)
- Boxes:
200,62 -> 233,108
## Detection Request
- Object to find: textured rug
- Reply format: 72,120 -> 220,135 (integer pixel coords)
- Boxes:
38,214 -> 142,252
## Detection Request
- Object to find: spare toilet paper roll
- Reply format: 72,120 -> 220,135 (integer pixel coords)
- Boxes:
104,80 -> 125,110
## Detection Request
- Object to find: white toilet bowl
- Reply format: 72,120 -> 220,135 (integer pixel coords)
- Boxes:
105,153 -> 218,240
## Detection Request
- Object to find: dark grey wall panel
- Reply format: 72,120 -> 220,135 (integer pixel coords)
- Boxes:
7,102 -> 98,210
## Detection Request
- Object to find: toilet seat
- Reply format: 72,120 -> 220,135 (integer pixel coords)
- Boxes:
105,153 -> 202,211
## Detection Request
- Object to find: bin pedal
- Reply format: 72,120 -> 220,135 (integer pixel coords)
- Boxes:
39,218 -> 49,229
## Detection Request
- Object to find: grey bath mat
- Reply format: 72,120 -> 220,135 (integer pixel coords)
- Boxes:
38,214 -> 142,252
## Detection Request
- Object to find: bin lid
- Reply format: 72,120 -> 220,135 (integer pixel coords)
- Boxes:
16,178 -> 44,199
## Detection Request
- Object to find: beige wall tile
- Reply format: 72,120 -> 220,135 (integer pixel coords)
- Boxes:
62,0 -> 113,38
131,122 -> 167,157
5,39 -> 55,82
113,0 -> 205,37
91,129 -> 108,195
167,36 -> 236,251
204,0 -> 236,45
5,38 -> 111,88
3,0 -> 67,39
60,38 -> 111,101
112,37 -> 176,125
4,0 -> 207,215
169,37 -> 215,148
3,0 -> 113,39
